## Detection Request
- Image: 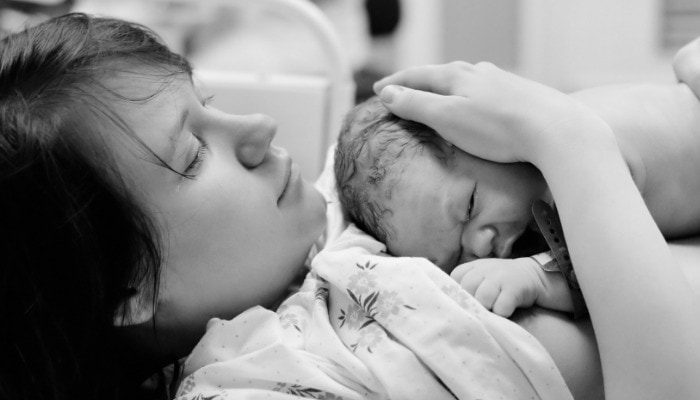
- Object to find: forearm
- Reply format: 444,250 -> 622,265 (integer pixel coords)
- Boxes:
523,243 -> 700,400
531,262 -> 574,313
527,251 -> 576,313
536,115 -> 700,399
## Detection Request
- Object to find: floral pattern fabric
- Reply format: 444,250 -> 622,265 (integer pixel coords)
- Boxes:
175,225 -> 572,400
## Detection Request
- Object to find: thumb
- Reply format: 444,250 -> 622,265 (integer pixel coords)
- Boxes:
378,85 -> 460,136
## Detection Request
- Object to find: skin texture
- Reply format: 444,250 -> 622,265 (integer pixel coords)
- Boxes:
513,238 -> 700,400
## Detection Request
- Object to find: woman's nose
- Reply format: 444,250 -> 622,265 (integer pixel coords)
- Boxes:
234,113 -> 277,168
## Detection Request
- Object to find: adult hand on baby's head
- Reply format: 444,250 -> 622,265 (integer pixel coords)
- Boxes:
373,62 -> 596,166
450,257 -> 545,318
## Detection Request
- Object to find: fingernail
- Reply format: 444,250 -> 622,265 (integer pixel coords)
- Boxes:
380,85 -> 402,104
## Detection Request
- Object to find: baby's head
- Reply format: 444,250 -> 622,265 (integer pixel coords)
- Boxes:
335,97 -> 547,271
334,96 -> 454,242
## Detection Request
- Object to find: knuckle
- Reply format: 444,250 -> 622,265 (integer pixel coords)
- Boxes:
494,301 -> 515,317
474,61 -> 499,72
442,61 -> 473,86
447,60 -> 473,71
443,96 -> 469,116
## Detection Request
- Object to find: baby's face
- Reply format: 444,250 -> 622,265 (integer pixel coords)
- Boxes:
383,147 -> 547,272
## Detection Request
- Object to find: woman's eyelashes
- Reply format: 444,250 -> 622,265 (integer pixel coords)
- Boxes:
183,135 -> 208,179
177,95 -> 215,180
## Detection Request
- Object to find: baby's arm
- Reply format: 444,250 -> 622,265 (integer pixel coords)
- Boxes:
450,255 -> 573,317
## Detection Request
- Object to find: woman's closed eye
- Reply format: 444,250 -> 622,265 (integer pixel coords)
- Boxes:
178,95 -> 213,179
183,135 -> 208,179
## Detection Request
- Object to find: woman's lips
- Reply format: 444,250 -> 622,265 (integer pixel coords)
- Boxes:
278,158 -> 292,203
278,158 -> 301,205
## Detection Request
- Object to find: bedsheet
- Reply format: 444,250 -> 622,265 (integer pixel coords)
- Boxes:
175,224 -> 571,400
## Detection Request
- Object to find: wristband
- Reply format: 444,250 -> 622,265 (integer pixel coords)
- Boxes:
529,250 -> 558,272
531,200 -> 588,319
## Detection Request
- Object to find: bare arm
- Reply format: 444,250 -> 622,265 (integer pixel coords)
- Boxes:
571,82 -> 700,238
373,62 -> 700,399
515,239 -> 700,400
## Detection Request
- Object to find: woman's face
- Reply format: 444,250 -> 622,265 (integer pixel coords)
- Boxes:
107,75 -> 326,342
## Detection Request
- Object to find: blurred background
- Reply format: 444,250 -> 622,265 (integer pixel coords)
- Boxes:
1,0 -> 699,96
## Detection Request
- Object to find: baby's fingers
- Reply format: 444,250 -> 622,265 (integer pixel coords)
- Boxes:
473,281 -> 500,311
491,292 -> 518,318
451,263 -> 481,293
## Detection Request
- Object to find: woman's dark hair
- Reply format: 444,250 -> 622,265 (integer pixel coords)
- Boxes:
0,13 -> 192,399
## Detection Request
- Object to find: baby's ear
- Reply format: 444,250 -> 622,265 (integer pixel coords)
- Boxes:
113,288 -> 156,326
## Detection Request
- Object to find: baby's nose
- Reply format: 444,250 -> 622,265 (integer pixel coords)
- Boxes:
471,226 -> 497,258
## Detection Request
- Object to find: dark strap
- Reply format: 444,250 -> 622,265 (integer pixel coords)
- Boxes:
531,200 -> 588,319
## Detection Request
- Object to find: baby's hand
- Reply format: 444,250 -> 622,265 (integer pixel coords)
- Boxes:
450,257 -> 546,317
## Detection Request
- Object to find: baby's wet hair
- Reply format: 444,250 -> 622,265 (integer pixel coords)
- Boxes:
334,96 -> 455,243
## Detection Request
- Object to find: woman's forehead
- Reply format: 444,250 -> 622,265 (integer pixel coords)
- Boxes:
103,70 -> 191,99
93,75 -> 196,183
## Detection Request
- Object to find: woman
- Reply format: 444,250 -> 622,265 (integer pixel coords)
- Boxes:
0,13 -> 324,399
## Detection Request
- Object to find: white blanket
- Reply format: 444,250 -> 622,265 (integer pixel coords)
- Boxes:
175,225 -> 572,400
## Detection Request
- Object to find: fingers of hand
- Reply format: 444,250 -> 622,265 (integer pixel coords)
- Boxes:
471,280 -> 518,317
373,61 -> 527,164
449,263 -> 471,284
373,61 -> 475,96
451,259 -> 499,292
378,85 -> 469,139
452,261 -> 500,308
491,291 -> 519,318
473,280 -> 500,311
451,259 -> 526,318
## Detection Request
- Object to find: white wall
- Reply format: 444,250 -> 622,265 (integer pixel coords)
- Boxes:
383,0 -> 678,92
385,0 -> 444,70
517,0 -> 676,91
